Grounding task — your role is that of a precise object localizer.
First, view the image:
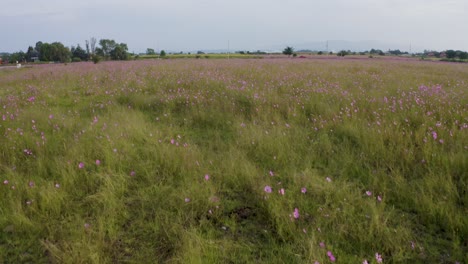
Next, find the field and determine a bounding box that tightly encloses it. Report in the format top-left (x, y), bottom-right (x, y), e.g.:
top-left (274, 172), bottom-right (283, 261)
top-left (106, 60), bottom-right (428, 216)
top-left (0, 58), bottom-right (467, 263)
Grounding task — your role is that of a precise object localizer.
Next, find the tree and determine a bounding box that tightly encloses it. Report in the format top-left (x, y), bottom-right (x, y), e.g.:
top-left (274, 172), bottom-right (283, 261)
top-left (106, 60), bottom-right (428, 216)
top-left (98, 39), bottom-right (117, 58)
top-left (51, 42), bottom-right (71, 62)
top-left (25, 46), bottom-right (39, 62)
top-left (337, 50), bottom-right (348, 57)
top-left (8, 51), bottom-right (26, 63)
top-left (160, 50), bottom-right (166, 57)
top-left (283, 46), bottom-right (294, 57)
top-left (445, 50), bottom-right (456, 59)
top-left (459, 51), bottom-right (468, 60)
top-left (35, 41), bottom-right (43, 57)
top-left (90, 37), bottom-right (97, 55)
top-left (38, 42), bottom-right (70, 62)
top-left (39, 43), bottom-right (51, 61)
top-left (72, 44), bottom-right (88, 61)
top-left (146, 48), bottom-right (156, 55)
top-left (110, 43), bottom-right (129, 60)
top-left (85, 40), bottom-right (90, 55)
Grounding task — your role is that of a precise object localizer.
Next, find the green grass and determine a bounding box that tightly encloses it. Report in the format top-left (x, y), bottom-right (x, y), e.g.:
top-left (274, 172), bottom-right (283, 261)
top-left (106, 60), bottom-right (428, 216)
top-left (0, 59), bottom-right (467, 263)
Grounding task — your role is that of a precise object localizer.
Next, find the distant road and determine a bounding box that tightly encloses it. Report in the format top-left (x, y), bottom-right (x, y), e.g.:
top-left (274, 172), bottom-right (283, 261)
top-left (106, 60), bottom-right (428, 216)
top-left (0, 66), bottom-right (17, 70)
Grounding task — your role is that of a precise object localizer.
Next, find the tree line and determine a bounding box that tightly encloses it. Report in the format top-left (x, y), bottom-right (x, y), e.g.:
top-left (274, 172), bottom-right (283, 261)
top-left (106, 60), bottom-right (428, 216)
top-left (1, 38), bottom-right (130, 64)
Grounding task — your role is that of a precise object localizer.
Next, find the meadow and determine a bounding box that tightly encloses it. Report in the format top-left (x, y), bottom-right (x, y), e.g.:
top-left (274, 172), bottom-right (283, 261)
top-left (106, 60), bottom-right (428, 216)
top-left (0, 58), bottom-right (466, 263)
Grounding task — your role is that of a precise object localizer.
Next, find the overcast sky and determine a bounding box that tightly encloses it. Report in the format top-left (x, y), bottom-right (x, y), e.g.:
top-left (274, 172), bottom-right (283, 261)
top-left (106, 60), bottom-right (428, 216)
top-left (1, 0), bottom-right (467, 53)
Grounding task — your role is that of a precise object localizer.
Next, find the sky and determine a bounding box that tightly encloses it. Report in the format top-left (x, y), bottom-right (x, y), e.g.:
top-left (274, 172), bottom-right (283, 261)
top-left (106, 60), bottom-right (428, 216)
top-left (1, 0), bottom-right (467, 53)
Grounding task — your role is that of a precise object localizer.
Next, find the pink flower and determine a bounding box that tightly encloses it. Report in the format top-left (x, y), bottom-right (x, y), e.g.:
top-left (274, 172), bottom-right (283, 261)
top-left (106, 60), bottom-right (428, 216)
top-left (293, 208), bottom-right (299, 219)
top-left (184, 198), bottom-right (190, 203)
top-left (130, 171), bottom-right (136, 177)
top-left (279, 188), bottom-right (285, 195)
top-left (204, 174), bottom-right (210, 181)
top-left (301, 187), bottom-right (307, 194)
top-left (264, 185), bottom-right (272, 193)
top-left (27, 96), bottom-right (35, 102)
top-left (3, 180), bottom-right (8, 185)
top-left (326, 177), bottom-right (332, 182)
top-left (170, 139), bottom-right (175, 144)
top-left (55, 183), bottom-right (60, 188)
top-left (375, 253), bottom-right (383, 263)
top-left (49, 114), bottom-right (54, 119)
top-left (269, 170), bottom-right (274, 176)
top-left (95, 159), bottom-right (101, 165)
top-left (78, 162), bottom-right (85, 169)
top-left (377, 195), bottom-right (382, 202)
top-left (319, 242), bottom-right (325, 248)
top-left (432, 131), bottom-right (437, 140)
top-left (84, 223), bottom-right (90, 229)
top-left (327, 251), bottom-right (336, 262)
top-left (366, 191), bottom-right (372, 196)
top-left (363, 260), bottom-right (368, 264)
top-left (28, 181), bottom-right (35, 187)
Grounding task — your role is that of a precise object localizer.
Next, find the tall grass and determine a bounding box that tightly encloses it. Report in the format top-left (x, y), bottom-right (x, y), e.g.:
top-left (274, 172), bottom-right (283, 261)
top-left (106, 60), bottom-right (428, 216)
top-left (0, 59), bottom-right (466, 263)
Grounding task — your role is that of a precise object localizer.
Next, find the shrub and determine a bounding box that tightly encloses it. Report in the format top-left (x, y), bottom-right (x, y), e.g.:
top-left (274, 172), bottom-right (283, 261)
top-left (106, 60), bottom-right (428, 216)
top-left (91, 55), bottom-right (101, 64)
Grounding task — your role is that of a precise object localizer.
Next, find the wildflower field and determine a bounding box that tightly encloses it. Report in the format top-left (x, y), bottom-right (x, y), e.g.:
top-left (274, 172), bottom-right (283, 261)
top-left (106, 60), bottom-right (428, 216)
top-left (0, 58), bottom-right (466, 263)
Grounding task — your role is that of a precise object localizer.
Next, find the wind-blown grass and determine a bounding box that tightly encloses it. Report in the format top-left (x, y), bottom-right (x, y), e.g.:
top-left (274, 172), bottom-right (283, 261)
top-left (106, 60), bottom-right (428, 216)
top-left (0, 59), bottom-right (467, 263)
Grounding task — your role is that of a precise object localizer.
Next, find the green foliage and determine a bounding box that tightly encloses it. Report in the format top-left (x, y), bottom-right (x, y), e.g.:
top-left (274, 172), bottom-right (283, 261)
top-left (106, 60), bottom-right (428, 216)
top-left (160, 50), bottom-right (166, 57)
top-left (97, 39), bottom-right (117, 58)
top-left (25, 46), bottom-right (39, 62)
top-left (459, 51), bottom-right (468, 60)
top-left (91, 54), bottom-right (101, 64)
top-left (110, 44), bottom-right (129, 60)
top-left (282, 46), bottom-right (294, 56)
top-left (445, 50), bottom-right (456, 59)
top-left (337, 50), bottom-right (349, 57)
top-left (146, 48), bottom-right (156, 55)
top-left (38, 42), bottom-right (71, 62)
top-left (71, 44), bottom-right (88, 61)
top-left (5, 51), bottom-right (26, 63)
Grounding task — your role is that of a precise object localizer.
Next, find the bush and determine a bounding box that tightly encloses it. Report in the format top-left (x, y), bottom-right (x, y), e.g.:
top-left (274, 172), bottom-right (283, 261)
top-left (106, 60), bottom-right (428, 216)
top-left (91, 55), bottom-right (101, 64)
top-left (337, 50), bottom-right (348, 57)
top-left (72, 57), bottom-right (81, 62)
